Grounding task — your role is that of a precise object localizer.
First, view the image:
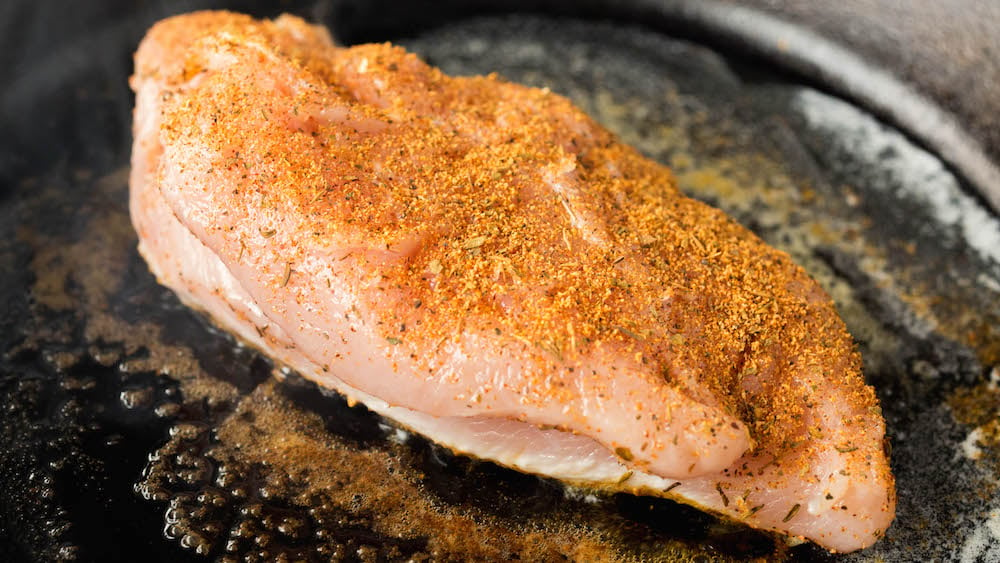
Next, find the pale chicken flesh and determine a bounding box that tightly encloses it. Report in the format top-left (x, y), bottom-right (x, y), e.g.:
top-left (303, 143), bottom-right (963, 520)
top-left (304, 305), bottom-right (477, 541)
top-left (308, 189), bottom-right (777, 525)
top-left (129, 12), bottom-right (895, 553)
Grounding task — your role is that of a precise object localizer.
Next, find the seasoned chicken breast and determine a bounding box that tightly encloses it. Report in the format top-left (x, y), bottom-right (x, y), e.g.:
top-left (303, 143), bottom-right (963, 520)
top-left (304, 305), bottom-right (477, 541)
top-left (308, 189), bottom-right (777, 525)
top-left (130, 11), bottom-right (895, 552)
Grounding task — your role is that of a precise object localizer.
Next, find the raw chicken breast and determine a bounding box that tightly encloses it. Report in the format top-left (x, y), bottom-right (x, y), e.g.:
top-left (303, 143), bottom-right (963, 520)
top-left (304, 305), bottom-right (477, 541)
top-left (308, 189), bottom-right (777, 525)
top-left (129, 11), bottom-right (895, 553)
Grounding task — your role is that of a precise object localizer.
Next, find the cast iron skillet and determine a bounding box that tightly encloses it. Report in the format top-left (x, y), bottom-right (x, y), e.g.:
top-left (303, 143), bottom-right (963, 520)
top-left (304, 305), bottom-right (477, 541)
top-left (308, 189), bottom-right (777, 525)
top-left (2, 1), bottom-right (999, 561)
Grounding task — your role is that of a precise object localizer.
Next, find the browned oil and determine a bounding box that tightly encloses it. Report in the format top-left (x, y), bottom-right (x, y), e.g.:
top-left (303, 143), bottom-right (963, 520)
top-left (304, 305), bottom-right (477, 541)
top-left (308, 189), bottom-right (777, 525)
top-left (948, 371), bottom-right (1000, 485)
top-left (14, 169), bottom-right (776, 561)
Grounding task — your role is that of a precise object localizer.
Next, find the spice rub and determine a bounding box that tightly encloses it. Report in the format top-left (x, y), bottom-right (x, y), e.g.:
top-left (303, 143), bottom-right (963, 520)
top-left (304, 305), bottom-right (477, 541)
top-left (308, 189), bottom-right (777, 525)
top-left (130, 11), bottom-right (895, 552)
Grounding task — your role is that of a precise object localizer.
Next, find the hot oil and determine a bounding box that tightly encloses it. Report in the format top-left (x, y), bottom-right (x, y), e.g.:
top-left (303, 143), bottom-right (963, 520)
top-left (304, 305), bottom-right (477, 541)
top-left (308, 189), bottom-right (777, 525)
top-left (10, 169), bottom-right (769, 561)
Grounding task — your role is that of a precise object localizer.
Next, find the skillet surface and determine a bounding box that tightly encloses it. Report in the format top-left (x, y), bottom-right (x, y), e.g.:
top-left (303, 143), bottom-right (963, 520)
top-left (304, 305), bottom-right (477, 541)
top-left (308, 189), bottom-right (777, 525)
top-left (2, 2), bottom-right (999, 561)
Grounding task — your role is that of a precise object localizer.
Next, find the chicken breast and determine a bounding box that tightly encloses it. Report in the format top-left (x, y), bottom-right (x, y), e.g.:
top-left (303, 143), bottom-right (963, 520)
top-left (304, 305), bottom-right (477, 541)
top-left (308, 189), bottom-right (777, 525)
top-left (130, 11), bottom-right (895, 552)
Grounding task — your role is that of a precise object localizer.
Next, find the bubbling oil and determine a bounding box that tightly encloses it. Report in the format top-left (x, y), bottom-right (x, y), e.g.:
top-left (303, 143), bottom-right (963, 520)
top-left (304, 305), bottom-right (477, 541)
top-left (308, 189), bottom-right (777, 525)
top-left (9, 163), bottom-right (772, 561)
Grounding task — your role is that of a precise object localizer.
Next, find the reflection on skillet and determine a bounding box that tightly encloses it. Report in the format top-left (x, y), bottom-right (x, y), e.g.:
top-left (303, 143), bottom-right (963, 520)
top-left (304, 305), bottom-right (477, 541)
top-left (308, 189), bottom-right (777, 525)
top-left (3, 14), bottom-right (999, 562)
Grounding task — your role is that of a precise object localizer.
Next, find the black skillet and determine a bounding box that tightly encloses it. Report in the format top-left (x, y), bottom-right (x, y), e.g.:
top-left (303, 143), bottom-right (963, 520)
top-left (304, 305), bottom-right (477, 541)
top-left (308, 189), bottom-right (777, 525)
top-left (2, 1), bottom-right (999, 561)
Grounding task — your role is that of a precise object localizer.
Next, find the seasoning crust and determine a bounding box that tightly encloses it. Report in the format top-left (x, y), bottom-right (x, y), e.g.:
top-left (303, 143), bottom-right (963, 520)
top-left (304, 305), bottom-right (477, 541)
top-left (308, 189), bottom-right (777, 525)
top-left (131, 11), bottom-right (895, 552)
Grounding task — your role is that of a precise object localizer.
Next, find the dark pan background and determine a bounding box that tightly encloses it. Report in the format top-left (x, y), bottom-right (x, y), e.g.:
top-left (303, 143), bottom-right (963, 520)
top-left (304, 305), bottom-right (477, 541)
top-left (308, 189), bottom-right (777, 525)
top-left (2, 1), bottom-right (999, 561)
